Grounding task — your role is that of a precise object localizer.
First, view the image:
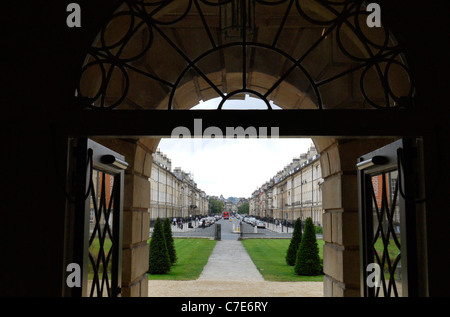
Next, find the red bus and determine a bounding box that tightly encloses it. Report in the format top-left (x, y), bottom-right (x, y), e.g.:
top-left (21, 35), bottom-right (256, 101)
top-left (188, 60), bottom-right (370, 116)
top-left (223, 211), bottom-right (229, 220)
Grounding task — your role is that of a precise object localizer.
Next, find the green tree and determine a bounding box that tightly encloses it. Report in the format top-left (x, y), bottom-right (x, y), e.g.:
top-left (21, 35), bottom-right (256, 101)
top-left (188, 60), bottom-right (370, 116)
top-left (163, 218), bottom-right (177, 265)
top-left (286, 218), bottom-right (302, 266)
top-left (237, 202), bottom-right (249, 214)
top-left (294, 217), bottom-right (322, 276)
top-left (148, 218), bottom-right (171, 274)
top-left (209, 197), bottom-right (224, 214)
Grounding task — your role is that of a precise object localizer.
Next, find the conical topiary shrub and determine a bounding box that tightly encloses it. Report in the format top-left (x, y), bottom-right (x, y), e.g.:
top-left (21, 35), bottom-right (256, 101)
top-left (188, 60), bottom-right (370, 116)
top-left (148, 217), bottom-right (171, 274)
top-left (294, 217), bottom-right (322, 276)
top-left (163, 217), bottom-right (177, 265)
top-left (286, 218), bottom-right (302, 266)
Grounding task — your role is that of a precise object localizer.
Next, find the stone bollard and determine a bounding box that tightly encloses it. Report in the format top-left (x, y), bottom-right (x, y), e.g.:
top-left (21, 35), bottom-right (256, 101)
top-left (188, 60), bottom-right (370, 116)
top-left (215, 223), bottom-right (221, 241)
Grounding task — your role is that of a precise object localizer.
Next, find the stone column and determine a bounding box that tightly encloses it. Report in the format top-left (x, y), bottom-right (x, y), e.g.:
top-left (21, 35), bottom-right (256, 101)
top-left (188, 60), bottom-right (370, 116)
top-left (94, 138), bottom-right (159, 297)
top-left (316, 138), bottom-right (394, 297)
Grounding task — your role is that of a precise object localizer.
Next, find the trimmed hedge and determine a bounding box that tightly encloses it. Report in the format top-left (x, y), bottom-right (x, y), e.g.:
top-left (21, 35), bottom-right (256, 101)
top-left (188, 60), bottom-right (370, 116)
top-left (148, 217), bottom-right (171, 274)
top-left (163, 217), bottom-right (177, 265)
top-left (294, 217), bottom-right (322, 276)
top-left (286, 218), bottom-right (302, 266)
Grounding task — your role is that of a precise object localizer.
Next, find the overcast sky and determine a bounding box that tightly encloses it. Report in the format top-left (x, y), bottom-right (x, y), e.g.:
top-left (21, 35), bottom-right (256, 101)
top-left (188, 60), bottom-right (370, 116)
top-left (157, 95), bottom-right (313, 198)
top-left (158, 137), bottom-right (313, 198)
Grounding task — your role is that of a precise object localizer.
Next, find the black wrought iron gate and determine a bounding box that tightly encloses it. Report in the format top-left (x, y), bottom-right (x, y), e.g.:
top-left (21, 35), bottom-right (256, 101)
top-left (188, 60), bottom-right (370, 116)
top-left (357, 139), bottom-right (418, 297)
top-left (72, 138), bottom-right (128, 297)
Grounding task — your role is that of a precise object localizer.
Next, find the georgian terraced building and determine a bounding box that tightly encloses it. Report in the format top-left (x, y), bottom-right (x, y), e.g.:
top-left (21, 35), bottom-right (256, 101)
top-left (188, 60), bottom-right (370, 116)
top-left (250, 145), bottom-right (323, 226)
top-left (150, 149), bottom-right (208, 220)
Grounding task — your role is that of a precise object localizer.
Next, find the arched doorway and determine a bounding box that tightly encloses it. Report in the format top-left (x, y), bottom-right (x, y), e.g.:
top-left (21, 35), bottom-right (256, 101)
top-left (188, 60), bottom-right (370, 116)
top-left (70, 0), bottom-right (417, 297)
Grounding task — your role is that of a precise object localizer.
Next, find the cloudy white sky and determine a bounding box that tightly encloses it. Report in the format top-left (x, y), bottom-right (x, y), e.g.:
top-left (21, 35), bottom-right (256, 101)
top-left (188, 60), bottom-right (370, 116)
top-left (157, 95), bottom-right (313, 198)
top-left (158, 137), bottom-right (313, 198)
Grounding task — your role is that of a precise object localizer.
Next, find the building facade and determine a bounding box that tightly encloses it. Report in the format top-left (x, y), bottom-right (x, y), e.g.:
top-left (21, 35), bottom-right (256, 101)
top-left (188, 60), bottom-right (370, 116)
top-left (250, 145), bottom-right (323, 226)
top-left (150, 149), bottom-right (208, 220)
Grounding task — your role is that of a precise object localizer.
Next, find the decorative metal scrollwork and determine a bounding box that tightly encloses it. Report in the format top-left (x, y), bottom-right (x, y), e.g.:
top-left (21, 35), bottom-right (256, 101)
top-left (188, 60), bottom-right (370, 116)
top-left (77, 0), bottom-right (415, 110)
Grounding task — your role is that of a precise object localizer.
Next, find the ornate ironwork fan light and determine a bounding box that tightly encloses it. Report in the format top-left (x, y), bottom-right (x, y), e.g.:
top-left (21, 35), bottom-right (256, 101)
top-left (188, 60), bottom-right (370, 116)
top-left (77, 0), bottom-right (415, 111)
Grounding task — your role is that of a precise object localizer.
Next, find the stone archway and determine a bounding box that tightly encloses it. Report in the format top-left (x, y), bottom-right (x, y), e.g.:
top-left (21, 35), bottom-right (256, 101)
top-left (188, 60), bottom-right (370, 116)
top-left (81, 0), bottom-right (415, 297)
top-left (94, 135), bottom-right (395, 297)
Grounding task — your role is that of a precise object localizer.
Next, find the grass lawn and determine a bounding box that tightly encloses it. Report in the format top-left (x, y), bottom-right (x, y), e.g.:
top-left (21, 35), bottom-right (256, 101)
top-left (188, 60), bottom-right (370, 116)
top-left (88, 237), bottom-right (113, 280)
top-left (148, 238), bottom-right (217, 280)
top-left (242, 239), bottom-right (324, 282)
top-left (373, 238), bottom-right (400, 261)
top-left (373, 237), bottom-right (401, 281)
top-left (89, 237), bottom-right (112, 256)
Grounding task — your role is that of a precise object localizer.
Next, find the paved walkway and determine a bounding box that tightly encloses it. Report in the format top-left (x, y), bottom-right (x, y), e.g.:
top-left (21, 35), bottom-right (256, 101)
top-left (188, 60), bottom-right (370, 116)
top-left (198, 240), bottom-right (264, 282)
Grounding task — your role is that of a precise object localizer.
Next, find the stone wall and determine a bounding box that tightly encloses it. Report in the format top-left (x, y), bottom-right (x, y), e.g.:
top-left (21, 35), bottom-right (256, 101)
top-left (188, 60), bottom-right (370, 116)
top-left (315, 138), bottom-right (396, 296)
top-left (94, 138), bottom-right (159, 297)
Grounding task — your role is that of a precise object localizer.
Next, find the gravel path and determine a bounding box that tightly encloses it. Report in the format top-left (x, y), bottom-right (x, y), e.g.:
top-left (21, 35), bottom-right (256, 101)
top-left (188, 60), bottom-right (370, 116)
top-left (148, 280), bottom-right (323, 297)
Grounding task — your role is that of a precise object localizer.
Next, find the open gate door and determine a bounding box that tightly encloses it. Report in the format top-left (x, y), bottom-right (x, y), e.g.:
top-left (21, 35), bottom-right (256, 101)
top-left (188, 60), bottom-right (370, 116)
top-left (357, 139), bottom-right (419, 297)
top-left (69, 138), bottom-right (128, 297)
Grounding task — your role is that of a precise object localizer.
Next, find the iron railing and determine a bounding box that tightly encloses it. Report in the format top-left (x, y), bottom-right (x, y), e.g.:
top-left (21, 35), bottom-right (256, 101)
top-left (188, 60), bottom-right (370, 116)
top-left (149, 216), bottom-right (221, 239)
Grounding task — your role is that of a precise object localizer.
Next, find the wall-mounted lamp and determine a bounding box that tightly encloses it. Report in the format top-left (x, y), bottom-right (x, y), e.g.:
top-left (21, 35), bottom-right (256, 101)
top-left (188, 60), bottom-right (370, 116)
top-left (101, 154), bottom-right (129, 170)
top-left (356, 155), bottom-right (388, 170)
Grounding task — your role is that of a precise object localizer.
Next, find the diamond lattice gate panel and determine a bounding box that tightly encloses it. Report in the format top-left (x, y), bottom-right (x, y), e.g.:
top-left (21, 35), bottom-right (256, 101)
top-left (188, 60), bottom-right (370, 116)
top-left (368, 170), bottom-right (402, 296)
top-left (357, 139), bottom-right (418, 297)
top-left (72, 139), bottom-right (128, 297)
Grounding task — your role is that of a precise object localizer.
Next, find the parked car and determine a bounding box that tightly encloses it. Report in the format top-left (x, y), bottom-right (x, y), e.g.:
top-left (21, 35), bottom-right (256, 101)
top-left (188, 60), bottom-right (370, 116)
top-left (256, 220), bottom-right (266, 228)
top-left (199, 218), bottom-right (211, 227)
